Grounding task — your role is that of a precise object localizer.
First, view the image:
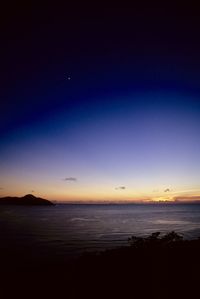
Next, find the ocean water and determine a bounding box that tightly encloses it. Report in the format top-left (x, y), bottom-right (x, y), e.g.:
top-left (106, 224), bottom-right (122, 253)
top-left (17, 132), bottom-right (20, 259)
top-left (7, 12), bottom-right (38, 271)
top-left (1, 204), bottom-right (200, 258)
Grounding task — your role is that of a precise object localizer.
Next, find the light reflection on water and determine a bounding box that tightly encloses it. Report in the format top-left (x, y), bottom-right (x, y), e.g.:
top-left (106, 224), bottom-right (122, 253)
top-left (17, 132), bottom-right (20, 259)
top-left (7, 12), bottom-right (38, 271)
top-left (1, 204), bottom-right (200, 256)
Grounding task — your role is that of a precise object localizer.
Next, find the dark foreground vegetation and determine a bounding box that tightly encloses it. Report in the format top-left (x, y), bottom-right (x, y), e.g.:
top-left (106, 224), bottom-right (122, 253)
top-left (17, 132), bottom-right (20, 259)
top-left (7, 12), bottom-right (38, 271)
top-left (1, 231), bottom-right (200, 298)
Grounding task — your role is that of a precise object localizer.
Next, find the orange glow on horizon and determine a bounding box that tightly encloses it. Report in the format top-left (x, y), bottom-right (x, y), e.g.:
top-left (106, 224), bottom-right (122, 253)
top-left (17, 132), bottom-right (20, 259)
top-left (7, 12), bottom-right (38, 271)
top-left (1, 180), bottom-right (200, 203)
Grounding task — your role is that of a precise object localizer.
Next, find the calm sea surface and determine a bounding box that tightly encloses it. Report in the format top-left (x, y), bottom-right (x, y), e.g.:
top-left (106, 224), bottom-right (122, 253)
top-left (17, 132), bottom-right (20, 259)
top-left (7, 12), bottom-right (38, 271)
top-left (1, 204), bottom-right (200, 258)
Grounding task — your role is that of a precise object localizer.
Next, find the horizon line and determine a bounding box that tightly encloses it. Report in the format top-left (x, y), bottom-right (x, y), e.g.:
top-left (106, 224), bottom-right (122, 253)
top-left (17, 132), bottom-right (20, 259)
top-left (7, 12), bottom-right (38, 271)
top-left (53, 200), bottom-right (200, 205)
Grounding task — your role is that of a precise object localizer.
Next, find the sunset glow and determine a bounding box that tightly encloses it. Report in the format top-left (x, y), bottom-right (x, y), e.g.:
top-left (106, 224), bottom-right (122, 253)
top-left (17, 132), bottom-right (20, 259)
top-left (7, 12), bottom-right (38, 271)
top-left (1, 94), bottom-right (200, 203)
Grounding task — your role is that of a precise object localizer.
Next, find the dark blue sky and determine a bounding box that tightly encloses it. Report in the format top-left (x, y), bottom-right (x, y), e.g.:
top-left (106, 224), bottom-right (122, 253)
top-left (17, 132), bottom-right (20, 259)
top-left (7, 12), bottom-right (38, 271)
top-left (1, 3), bottom-right (200, 201)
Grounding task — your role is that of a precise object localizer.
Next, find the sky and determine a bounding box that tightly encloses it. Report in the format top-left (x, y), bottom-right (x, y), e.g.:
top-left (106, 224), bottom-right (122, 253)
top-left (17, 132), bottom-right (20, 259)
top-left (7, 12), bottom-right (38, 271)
top-left (1, 3), bottom-right (200, 202)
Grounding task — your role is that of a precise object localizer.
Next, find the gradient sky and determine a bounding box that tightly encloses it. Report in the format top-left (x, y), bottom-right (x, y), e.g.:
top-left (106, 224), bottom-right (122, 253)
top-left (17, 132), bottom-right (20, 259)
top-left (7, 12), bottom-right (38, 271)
top-left (1, 3), bottom-right (200, 202)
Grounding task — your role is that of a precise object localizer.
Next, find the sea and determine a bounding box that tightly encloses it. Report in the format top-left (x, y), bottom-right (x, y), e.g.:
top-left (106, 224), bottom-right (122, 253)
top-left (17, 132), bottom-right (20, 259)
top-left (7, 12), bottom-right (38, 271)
top-left (1, 204), bottom-right (200, 259)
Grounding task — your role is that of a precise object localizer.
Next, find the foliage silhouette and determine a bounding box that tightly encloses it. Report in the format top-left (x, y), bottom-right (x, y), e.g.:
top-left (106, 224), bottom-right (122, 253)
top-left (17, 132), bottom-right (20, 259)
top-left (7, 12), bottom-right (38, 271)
top-left (128, 231), bottom-right (183, 248)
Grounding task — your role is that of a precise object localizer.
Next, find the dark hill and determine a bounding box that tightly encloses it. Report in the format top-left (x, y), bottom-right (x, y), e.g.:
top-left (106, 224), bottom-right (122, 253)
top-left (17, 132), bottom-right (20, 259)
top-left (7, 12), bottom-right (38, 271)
top-left (0, 194), bottom-right (54, 205)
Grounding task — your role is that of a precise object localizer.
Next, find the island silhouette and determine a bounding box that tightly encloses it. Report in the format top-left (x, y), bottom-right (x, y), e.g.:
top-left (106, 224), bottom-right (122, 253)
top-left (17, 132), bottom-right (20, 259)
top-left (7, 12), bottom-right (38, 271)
top-left (0, 194), bottom-right (54, 205)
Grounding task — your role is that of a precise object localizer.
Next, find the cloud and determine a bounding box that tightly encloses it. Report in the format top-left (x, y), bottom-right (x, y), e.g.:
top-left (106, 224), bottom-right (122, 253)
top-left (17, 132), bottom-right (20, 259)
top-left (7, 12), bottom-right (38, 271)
top-left (115, 186), bottom-right (126, 190)
top-left (63, 177), bottom-right (77, 182)
top-left (0, 187), bottom-right (3, 190)
top-left (164, 188), bottom-right (170, 192)
top-left (173, 196), bottom-right (200, 202)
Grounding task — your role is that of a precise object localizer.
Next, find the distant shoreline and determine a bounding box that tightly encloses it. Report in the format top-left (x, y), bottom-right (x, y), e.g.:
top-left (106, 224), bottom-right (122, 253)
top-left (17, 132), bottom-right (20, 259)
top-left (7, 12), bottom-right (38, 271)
top-left (53, 201), bottom-right (200, 205)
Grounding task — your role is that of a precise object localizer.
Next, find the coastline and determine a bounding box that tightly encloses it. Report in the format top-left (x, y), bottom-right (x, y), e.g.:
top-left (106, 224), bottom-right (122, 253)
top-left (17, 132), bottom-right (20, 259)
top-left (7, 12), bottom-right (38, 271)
top-left (1, 232), bottom-right (200, 297)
